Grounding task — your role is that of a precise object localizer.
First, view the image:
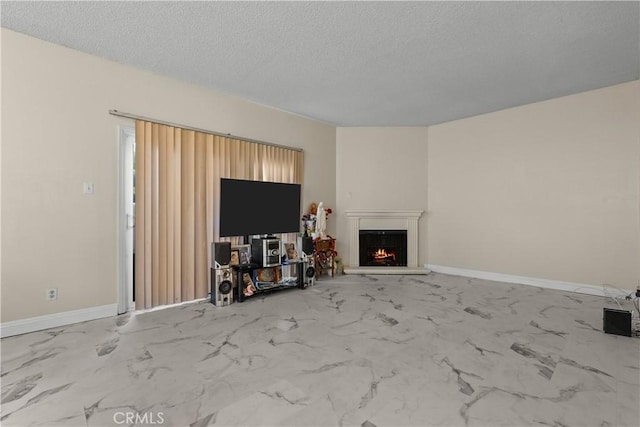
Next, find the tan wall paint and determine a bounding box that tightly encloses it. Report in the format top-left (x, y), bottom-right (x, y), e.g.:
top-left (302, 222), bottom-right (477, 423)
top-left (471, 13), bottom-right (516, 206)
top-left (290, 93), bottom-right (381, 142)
top-left (1, 29), bottom-right (336, 322)
top-left (3, 28), bottom-right (637, 325)
top-left (335, 127), bottom-right (429, 266)
top-left (428, 81), bottom-right (640, 291)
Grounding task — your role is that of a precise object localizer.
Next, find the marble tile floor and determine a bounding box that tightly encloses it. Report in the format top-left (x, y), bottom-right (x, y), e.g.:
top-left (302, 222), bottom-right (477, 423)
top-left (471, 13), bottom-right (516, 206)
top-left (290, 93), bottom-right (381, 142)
top-left (1, 272), bottom-right (639, 427)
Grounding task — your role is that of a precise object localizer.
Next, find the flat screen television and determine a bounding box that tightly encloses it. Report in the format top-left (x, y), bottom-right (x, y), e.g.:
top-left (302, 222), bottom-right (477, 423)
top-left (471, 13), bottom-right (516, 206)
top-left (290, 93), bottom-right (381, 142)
top-left (219, 178), bottom-right (301, 237)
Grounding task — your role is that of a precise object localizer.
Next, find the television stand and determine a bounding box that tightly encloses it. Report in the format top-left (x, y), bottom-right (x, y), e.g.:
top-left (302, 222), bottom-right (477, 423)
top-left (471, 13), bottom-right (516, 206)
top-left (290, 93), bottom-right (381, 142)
top-left (232, 260), bottom-right (307, 303)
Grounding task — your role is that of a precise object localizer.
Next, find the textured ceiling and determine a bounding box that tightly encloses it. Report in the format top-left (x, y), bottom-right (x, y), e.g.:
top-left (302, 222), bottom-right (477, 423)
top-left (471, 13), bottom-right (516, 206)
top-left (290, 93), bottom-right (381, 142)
top-left (1, 1), bottom-right (639, 126)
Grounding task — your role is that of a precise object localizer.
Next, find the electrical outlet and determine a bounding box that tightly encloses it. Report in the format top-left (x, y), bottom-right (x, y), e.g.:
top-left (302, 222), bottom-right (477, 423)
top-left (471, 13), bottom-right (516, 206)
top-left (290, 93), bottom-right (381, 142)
top-left (46, 288), bottom-right (58, 301)
top-left (83, 182), bottom-right (94, 195)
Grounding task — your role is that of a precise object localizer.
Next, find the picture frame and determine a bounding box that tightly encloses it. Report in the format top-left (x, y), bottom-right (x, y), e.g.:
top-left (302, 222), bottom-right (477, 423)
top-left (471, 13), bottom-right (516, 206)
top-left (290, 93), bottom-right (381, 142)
top-left (233, 244), bottom-right (251, 265)
top-left (230, 249), bottom-right (240, 266)
top-left (284, 242), bottom-right (298, 261)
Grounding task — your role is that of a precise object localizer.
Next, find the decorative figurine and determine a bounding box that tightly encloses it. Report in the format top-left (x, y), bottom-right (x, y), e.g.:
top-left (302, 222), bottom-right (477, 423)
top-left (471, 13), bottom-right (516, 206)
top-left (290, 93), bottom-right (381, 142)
top-left (316, 202), bottom-right (327, 239)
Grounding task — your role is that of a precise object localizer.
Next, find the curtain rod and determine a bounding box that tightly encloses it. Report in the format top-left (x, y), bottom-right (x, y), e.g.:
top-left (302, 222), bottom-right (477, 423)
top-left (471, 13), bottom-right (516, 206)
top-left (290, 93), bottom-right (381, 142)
top-left (108, 109), bottom-right (303, 152)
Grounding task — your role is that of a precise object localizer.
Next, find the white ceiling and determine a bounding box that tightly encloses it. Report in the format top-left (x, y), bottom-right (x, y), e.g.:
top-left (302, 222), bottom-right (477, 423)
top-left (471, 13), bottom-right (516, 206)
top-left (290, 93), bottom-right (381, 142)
top-left (1, 1), bottom-right (638, 126)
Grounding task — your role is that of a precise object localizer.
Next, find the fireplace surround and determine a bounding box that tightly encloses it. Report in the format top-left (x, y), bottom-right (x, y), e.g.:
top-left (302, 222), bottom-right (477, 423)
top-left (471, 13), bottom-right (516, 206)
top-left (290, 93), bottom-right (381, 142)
top-left (344, 209), bottom-right (428, 274)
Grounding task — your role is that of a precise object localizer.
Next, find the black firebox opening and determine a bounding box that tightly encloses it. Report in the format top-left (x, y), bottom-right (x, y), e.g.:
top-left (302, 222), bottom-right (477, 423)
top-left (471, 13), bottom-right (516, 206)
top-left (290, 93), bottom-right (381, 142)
top-left (359, 230), bottom-right (407, 267)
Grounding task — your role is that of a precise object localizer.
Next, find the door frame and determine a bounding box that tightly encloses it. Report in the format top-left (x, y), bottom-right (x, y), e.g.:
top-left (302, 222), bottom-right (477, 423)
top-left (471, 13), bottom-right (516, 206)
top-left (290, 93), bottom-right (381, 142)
top-left (117, 125), bottom-right (135, 314)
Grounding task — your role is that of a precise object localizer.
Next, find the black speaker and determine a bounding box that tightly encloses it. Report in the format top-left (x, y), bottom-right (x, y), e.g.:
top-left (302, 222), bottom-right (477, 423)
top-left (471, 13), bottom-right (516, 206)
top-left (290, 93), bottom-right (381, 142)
top-left (298, 236), bottom-right (313, 256)
top-left (603, 308), bottom-right (632, 337)
top-left (211, 266), bottom-right (234, 307)
top-left (303, 256), bottom-right (316, 287)
top-left (212, 242), bottom-right (232, 267)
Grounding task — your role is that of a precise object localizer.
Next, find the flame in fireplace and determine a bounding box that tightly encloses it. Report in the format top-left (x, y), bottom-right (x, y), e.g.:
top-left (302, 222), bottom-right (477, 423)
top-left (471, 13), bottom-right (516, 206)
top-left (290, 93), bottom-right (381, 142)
top-left (374, 249), bottom-right (388, 258)
top-left (373, 248), bottom-right (395, 260)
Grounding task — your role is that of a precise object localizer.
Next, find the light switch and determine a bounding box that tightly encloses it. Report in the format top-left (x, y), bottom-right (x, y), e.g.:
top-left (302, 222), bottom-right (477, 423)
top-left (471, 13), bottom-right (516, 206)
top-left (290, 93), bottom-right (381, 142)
top-left (83, 182), bottom-right (94, 195)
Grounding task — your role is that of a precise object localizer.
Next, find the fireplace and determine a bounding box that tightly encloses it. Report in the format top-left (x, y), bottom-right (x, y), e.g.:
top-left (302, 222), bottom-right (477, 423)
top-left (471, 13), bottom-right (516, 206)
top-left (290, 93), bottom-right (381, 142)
top-left (359, 230), bottom-right (407, 267)
top-left (344, 209), bottom-right (428, 274)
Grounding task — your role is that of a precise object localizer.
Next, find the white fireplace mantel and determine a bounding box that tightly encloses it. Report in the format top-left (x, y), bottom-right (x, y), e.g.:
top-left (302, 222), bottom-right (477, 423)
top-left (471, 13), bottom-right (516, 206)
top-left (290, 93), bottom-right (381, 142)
top-left (344, 209), bottom-right (428, 274)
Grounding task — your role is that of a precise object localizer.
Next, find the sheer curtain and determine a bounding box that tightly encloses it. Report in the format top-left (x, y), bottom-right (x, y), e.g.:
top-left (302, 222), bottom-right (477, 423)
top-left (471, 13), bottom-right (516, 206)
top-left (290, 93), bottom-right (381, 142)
top-left (135, 120), bottom-right (303, 309)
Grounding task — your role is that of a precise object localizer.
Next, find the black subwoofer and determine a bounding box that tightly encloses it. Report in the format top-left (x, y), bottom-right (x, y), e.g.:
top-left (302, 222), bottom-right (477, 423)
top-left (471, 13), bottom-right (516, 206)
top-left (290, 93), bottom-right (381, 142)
top-left (211, 267), bottom-right (234, 307)
top-left (603, 308), bottom-right (632, 337)
top-left (303, 257), bottom-right (315, 287)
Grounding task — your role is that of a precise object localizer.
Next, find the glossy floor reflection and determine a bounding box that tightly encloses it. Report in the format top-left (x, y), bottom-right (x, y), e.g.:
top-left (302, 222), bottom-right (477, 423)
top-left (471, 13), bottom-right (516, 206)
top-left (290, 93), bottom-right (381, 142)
top-left (2, 273), bottom-right (639, 426)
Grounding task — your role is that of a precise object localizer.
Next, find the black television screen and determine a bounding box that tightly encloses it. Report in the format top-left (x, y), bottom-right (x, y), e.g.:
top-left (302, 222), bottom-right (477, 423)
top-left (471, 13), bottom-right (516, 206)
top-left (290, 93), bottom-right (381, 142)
top-left (219, 178), bottom-right (301, 237)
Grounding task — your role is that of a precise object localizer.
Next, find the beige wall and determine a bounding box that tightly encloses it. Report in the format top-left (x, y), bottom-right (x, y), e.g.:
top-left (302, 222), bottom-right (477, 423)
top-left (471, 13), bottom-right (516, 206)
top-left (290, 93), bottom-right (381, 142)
top-left (3, 28), bottom-right (638, 326)
top-left (428, 81), bottom-right (640, 290)
top-left (1, 29), bottom-right (336, 322)
top-left (335, 127), bottom-right (429, 265)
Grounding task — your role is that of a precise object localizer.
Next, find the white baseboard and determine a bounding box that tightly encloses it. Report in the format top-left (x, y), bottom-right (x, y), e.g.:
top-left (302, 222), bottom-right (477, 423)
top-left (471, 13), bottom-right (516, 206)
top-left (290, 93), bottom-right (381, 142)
top-left (344, 266), bottom-right (430, 275)
top-left (0, 304), bottom-right (118, 338)
top-left (134, 298), bottom-right (208, 314)
top-left (426, 264), bottom-right (629, 299)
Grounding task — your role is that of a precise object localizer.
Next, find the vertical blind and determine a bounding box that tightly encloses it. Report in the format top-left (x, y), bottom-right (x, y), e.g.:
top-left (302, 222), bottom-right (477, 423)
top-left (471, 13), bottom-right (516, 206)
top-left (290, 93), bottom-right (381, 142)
top-left (135, 120), bottom-right (304, 309)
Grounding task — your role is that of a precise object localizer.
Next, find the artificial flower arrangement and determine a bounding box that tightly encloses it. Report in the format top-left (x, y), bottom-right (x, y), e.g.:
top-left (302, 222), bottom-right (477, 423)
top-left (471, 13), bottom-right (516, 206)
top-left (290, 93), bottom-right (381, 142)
top-left (301, 202), bottom-right (332, 237)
